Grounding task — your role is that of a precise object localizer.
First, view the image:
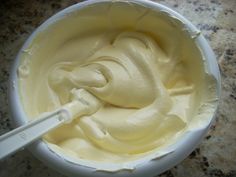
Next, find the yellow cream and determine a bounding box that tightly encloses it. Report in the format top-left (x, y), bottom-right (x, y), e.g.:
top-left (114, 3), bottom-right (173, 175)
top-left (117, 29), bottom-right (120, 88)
top-left (18, 1), bottom-right (218, 171)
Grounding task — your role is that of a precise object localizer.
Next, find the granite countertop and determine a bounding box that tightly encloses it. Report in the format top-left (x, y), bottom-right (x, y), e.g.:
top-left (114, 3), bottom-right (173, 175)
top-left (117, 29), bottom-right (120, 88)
top-left (0, 0), bottom-right (235, 176)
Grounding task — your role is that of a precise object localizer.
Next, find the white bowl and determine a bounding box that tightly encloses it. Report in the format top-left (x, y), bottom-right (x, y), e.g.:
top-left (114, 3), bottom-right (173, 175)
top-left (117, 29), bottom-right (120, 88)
top-left (9, 0), bottom-right (221, 177)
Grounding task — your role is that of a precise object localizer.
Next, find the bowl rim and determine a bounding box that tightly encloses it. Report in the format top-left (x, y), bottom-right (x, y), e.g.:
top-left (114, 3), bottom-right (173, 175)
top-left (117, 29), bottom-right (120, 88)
top-left (8, 0), bottom-right (221, 176)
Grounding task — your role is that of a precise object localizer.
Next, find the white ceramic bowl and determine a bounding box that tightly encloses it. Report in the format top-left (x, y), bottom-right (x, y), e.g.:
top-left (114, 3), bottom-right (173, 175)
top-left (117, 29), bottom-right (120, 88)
top-left (9, 0), bottom-right (221, 177)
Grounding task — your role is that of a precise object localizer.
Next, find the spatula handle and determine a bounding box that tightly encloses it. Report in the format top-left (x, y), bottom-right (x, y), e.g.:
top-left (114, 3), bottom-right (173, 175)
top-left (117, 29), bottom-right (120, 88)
top-left (0, 110), bottom-right (65, 160)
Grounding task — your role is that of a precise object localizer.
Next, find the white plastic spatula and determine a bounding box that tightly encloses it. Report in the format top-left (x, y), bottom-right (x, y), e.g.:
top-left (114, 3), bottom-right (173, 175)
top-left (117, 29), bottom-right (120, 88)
top-left (0, 89), bottom-right (100, 159)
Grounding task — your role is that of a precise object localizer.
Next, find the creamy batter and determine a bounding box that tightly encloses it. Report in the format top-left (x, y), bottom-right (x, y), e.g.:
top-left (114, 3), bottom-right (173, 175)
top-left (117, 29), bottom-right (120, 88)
top-left (17, 1), bottom-right (218, 171)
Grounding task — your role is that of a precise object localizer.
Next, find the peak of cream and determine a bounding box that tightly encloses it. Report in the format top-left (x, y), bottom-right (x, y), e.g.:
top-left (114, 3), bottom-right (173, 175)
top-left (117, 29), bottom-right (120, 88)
top-left (17, 1), bottom-right (218, 171)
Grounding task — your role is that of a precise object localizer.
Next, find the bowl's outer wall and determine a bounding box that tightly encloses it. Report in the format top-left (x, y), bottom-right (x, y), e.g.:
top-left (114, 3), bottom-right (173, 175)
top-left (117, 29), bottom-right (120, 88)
top-left (8, 0), bottom-right (221, 177)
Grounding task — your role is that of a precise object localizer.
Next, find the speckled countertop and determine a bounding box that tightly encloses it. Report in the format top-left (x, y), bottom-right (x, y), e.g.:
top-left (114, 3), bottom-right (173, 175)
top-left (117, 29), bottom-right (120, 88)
top-left (0, 0), bottom-right (235, 177)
